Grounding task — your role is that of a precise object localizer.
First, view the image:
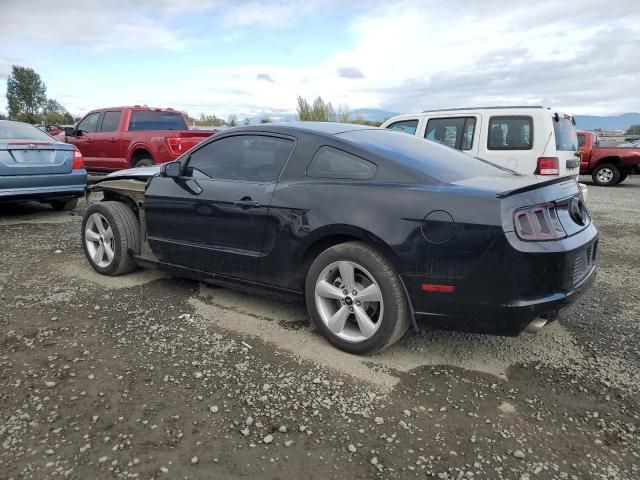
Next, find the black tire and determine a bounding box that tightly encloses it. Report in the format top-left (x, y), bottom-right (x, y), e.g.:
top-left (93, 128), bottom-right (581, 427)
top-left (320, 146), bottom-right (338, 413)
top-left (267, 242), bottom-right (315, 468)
top-left (49, 197), bottom-right (78, 211)
top-left (133, 158), bottom-right (154, 168)
top-left (615, 173), bottom-right (628, 184)
top-left (305, 241), bottom-right (410, 354)
top-left (81, 201), bottom-right (140, 276)
top-left (591, 163), bottom-right (620, 186)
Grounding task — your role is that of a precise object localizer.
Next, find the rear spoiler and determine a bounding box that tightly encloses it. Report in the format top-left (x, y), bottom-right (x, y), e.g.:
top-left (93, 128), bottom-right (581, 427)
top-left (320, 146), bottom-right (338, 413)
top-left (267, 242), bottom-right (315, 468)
top-left (496, 177), bottom-right (577, 198)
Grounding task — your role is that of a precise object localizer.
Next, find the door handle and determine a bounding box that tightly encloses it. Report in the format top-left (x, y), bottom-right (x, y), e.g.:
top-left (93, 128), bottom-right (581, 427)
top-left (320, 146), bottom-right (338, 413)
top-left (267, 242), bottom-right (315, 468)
top-left (234, 197), bottom-right (262, 209)
top-left (108, 138), bottom-right (117, 142)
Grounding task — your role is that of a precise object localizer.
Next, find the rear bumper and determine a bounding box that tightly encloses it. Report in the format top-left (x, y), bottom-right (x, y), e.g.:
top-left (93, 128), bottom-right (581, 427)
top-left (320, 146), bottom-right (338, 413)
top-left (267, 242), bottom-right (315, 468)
top-left (405, 226), bottom-right (598, 335)
top-left (0, 170), bottom-right (87, 201)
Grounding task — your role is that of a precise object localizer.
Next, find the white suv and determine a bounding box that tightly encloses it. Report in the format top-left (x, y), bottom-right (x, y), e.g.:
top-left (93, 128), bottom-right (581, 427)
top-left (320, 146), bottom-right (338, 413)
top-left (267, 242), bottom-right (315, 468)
top-left (381, 106), bottom-right (582, 180)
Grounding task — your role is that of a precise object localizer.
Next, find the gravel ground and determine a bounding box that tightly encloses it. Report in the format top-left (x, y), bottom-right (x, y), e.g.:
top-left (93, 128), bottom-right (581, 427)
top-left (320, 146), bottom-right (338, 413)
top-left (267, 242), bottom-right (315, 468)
top-left (1, 177), bottom-right (639, 480)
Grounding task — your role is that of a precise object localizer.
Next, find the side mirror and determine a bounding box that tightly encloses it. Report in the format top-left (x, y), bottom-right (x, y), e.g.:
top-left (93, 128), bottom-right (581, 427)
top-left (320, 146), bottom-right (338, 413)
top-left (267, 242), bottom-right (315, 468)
top-left (162, 161), bottom-right (181, 178)
top-left (75, 129), bottom-right (85, 137)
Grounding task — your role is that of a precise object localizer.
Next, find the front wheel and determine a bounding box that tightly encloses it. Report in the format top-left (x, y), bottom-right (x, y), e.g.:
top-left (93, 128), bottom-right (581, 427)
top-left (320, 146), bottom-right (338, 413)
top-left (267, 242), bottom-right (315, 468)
top-left (81, 201), bottom-right (140, 276)
top-left (615, 173), bottom-right (628, 184)
top-left (305, 241), bottom-right (410, 354)
top-left (592, 163), bottom-right (620, 186)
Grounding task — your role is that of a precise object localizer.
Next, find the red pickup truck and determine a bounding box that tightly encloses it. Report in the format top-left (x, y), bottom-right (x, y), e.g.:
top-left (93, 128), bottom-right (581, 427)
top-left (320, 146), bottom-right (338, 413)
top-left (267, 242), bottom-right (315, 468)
top-left (59, 107), bottom-right (216, 172)
top-left (578, 130), bottom-right (640, 186)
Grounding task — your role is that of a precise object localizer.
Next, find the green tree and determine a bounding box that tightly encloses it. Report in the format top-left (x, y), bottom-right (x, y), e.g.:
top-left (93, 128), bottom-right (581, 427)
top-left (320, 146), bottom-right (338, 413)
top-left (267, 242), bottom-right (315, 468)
top-left (626, 124), bottom-right (640, 135)
top-left (336, 104), bottom-right (351, 123)
top-left (42, 99), bottom-right (73, 125)
top-left (243, 118), bottom-right (250, 126)
top-left (296, 96), bottom-right (335, 121)
top-left (6, 65), bottom-right (47, 123)
top-left (0, 112), bottom-right (7, 120)
top-left (227, 114), bottom-right (237, 127)
top-left (260, 115), bottom-right (272, 124)
top-left (296, 96), bottom-right (312, 120)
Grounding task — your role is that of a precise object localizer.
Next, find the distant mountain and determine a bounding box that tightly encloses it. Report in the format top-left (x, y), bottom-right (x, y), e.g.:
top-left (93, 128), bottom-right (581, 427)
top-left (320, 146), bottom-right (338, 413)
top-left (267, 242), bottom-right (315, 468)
top-left (349, 109), bottom-right (398, 123)
top-left (573, 113), bottom-right (640, 131)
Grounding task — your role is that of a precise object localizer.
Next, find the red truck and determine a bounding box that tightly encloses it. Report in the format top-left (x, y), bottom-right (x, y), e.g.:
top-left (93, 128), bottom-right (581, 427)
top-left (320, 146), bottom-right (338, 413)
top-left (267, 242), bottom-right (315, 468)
top-left (59, 107), bottom-right (216, 172)
top-left (578, 130), bottom-right (640, 186)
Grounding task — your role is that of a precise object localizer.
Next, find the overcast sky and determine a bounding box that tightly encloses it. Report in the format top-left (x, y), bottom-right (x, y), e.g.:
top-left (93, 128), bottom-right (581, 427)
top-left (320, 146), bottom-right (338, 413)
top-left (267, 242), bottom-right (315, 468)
top-left (1, 0), bottom-right (639, 119)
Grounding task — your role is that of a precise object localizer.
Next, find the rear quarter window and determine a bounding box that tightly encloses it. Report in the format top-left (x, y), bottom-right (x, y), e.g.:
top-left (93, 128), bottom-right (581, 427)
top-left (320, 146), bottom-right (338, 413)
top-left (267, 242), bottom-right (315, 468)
top-left (487, 116), bottom-right (532, 150)
top-left (307, 146), bottom-right (377, 180)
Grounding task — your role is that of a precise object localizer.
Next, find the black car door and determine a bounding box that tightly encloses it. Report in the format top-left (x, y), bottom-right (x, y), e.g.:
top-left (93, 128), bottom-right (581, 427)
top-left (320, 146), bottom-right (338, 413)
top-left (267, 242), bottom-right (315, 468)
top-left (144, 133), bottom-right (296, 281)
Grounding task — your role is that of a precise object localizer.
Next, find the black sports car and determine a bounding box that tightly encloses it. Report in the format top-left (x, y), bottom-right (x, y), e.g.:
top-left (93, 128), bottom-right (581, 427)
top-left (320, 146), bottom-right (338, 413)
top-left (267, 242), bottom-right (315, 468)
top-left (82, 122), bottom-right (597, 354)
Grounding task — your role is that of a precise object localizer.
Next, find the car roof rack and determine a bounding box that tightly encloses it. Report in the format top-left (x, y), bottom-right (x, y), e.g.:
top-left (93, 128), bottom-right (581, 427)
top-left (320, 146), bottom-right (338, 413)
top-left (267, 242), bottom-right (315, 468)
top-left (421, 106), bottom-right (544, 113)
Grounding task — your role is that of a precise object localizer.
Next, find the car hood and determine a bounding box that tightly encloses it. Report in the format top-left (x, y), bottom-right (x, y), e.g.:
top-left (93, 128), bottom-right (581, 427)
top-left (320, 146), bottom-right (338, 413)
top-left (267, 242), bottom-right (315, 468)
top-left (450, 174), bottom-right (579, 198)
top-left (105, 165), bottom-right (161, 179)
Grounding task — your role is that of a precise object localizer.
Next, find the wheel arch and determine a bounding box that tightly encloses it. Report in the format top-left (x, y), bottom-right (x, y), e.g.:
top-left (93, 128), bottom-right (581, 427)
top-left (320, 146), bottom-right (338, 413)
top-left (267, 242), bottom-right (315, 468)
top-left (595, 156), bottom-right (621, 167)
top-left (128, 144), bottom-right (154, 166)
top-left (299, 225), bottom-right (402, 279)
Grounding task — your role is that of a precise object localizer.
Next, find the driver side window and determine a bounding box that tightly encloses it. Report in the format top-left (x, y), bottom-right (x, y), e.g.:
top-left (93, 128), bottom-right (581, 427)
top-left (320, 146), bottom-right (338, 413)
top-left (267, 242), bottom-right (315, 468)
top-left (77, 112), bottom-right (101, 134)
top-left (186, 135), bottom-right (294, 183)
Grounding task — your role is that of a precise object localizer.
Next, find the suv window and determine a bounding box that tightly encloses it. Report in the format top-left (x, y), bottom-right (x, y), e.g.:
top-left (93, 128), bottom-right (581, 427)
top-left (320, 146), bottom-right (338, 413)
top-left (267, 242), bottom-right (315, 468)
top-left (487, 116), bottom-right (532, 150)
top-left (553, 117), bottom-right (578, 151)
top-left (386, 119), bottom-right (419, 135)
top-left (186, 135), bottom-right (294, 182)
top-left (77, 112), bottom-right (101, 134)
top-left (425, 117), bottom-right (476, 150)
top-left (100, 111), bottom-right (122, 132)
top-left (307, 146), bottom-right (377, 179)
top-left (128, 110), bottom-right (187, 131)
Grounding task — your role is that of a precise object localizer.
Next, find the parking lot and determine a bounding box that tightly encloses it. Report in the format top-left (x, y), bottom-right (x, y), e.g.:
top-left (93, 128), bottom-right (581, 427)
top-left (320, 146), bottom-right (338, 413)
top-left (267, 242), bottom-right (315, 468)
top-left (1, 178), bottom-right (639, 479)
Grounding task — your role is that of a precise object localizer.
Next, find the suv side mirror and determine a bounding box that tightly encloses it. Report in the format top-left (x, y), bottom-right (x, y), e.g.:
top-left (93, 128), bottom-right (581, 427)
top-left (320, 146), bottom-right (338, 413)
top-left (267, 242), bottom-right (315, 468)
top-left (162, 161), bottom-right (181, 178)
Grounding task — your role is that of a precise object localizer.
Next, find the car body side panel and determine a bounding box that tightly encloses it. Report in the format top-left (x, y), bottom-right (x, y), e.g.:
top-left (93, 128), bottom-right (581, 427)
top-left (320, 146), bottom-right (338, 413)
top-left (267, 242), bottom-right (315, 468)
top-left (260, 179), bottom-right (503, 293)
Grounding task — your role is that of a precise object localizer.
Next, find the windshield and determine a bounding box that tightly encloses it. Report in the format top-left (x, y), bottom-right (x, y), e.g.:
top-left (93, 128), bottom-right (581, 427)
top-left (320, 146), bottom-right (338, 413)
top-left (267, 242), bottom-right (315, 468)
top-left (553, 117), bottom-right (578, 151)
top-left (0, 121), bottom-right (54, 141)
top-left (128, 110), bottom-right (187, 131)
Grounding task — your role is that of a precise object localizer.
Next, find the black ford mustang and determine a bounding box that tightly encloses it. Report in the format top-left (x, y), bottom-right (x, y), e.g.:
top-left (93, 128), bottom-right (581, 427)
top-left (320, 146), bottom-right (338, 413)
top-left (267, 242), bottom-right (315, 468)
top-left (82, 122), bottom-right (597, 354)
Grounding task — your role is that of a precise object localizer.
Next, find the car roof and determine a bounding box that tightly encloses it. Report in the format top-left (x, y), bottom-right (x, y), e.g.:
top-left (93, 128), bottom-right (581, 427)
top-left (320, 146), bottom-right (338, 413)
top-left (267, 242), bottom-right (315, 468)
top-left (220, 122), bottom-right (377, 139)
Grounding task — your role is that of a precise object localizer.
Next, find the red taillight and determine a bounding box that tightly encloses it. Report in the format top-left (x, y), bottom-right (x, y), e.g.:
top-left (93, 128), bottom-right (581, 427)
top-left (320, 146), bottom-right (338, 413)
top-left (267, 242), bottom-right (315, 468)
top-left (72, 146), bottom-right (84, 169)
top-left (421, 284), bottom-right (456, 293)
top-left (166, 137), bottom-right (182, 156)
top-left (536, 157), bottom-right (560, 176)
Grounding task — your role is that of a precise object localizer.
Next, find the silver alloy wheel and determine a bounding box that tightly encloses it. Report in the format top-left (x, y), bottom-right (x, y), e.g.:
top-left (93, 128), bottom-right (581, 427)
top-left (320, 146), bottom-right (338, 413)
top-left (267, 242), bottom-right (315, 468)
top-left (84, 213), bottom-right (115, 268)
top-left (314, 260), bottom-right (384, 343)
top-left (597, 167), bottom-right (614, 183)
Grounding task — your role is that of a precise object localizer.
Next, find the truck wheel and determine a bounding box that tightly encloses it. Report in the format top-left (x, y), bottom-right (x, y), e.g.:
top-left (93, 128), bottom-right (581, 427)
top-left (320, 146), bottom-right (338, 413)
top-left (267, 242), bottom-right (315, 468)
top-left (49, 197), bottom-right (78, 211)
top-left (82, 201), bottom-right (140, 276)
top-left (305, 241), bottom-right (410, 355)
top-left (134, 158), bottom-right (154, 168)
top-left (615, 173), bottom-right (628, 184)
top-left (592, 163), bottom-right (620, 186)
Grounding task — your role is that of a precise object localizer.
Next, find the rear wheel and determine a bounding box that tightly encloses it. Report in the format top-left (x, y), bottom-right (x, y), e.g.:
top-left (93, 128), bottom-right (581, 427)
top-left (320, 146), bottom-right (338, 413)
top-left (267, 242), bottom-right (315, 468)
top-left (592, 163), bottom-right (620, 186)
top-left (305, 241), bottom-right (409, 354)
top-left (133, 158), bottom-right (154, 168)
top-left (81, 201), bottom-right (140, 276)
top-left (49, 197), bottom-right (78, 211)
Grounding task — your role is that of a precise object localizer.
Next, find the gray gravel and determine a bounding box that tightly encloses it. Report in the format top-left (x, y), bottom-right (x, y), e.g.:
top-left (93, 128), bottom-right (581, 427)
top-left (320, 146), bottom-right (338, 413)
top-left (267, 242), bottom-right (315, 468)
top-left (0, 177), bottom-right (639, 479)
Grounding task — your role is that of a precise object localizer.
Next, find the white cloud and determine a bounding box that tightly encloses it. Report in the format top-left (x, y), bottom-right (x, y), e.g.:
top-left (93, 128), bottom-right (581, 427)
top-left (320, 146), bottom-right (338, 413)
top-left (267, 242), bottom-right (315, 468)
top-left (1, 0), bottom-right (639, 116)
